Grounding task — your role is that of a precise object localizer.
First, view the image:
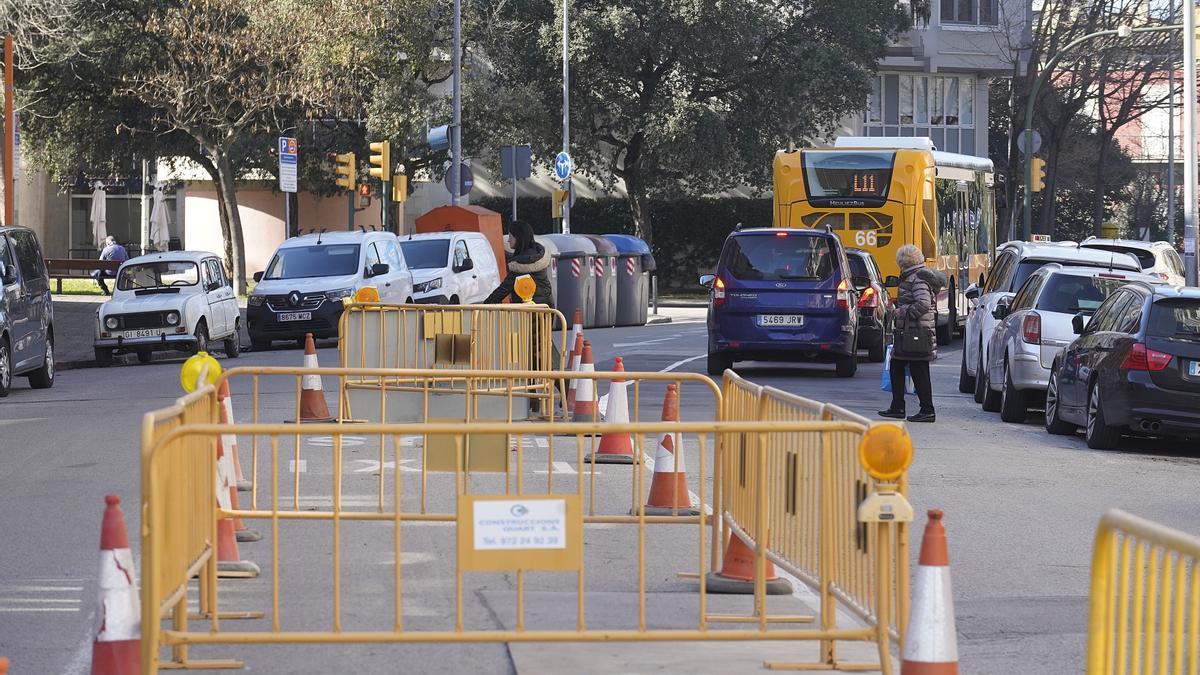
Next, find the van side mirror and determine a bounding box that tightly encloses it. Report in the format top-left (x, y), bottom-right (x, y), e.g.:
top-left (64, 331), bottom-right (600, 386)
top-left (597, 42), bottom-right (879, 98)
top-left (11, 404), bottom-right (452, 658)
top-left (0, 262), bottom-right (15, 285)
top-left (965, 283), bottom-right (981, 301)
top-left (851, 275), bottom-right (871, 292)
top-left (884, 275), bottom-right (900, 288)
top-left (992, 296), bottom-right (1012, 320)
top-left (455, 258), bottom-right (474, 273)
top-left (698, 274), bottom-right (715, 288)
top-left (1072, 312), bottom-right (1088, 335)
top-left (370, 263), bottom-right (390, 277)
top-left (253, 271), bottom-right (264, 283)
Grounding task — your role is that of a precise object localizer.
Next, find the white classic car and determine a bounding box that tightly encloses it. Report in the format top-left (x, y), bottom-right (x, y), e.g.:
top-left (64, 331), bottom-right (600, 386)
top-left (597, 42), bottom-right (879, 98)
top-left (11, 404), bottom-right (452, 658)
top-left (94, 251), bottom-right (241, 366)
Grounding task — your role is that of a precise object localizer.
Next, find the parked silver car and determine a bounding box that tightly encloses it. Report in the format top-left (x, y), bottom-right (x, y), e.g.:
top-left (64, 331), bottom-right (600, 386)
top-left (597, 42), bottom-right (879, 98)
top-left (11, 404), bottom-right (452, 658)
top-left (981, 264), bottom-right (1161, 422)
top-left (959, 241), bottom-right (1142, 405)
top-left (0, 225), bottom-right (55, 396)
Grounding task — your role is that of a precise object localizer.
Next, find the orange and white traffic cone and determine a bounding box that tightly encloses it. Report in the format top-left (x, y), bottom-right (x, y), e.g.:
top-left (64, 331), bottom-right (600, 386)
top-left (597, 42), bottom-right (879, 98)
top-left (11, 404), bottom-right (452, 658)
top-left (217, 387), bottom-right (261, 544)
top-left (634, 385), bottom-right (699, 516)
top-left (571, 340), bottom-right (598, 422)
top-left (705, 531), bottom-right (793, 595)
top-left (217, 382), bottom-right (251, 492)
top-left (91, 495), bottom-right (139, 675)
top-left (902, 509), bottom-right (959, 675)
top-left (0, 656), bottom-right (8, 674)
top-left (292, 332), bottom-right (334, 423)
top-left (215, 439), bottom-right (260, 578)
top-left (565, 332), bottom-right (584, 412)
top-left (568, 308), bottom-right (584, 357)
top-left (585, 357), bottom-right (634, 464)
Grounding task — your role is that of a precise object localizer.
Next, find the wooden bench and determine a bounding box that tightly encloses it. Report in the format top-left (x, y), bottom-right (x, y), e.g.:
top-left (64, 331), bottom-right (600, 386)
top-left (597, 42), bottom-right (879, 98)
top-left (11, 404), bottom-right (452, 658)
top-left (44, 258), bottom-right (122, 294)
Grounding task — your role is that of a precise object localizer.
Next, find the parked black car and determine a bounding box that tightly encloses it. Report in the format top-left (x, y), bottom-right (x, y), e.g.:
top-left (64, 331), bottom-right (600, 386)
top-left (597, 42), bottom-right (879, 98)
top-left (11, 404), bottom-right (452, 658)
top-left (846, 248), bottom-right (892, 362)
top-left (1045, 282), bottom-right (1200, 449)
top-left (0, 225), bottom-right (56, 396)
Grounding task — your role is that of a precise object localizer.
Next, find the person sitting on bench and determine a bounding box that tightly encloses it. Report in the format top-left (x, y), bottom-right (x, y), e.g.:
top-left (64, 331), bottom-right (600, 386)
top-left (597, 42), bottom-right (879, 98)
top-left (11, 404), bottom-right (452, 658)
top-left (91, 236), bottom-right (128, 295)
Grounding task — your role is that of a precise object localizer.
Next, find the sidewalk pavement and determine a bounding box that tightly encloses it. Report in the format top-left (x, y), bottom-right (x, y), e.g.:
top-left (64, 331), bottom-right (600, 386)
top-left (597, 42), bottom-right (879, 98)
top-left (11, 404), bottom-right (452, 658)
top-left (51, 295), bottom-right (249, 370)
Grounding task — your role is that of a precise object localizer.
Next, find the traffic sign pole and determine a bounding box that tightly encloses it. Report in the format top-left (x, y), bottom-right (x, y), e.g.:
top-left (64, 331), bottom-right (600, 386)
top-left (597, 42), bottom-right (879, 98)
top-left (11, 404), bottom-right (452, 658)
top-left (278, 137), bottom-right (298, 238)
top-left (561, 0), bottom-right (570, 234)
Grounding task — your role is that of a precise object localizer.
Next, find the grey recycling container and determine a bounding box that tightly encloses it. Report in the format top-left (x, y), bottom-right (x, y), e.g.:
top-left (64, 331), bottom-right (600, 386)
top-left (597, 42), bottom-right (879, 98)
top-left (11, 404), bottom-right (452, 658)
top-left (603, 234), bottom-right (654, 326)
top-left (533, 235), bottom-right (560, 309)
top-left (539, 233), bottom-right (596, 328)
top-left (582, 235), bottom-right (618, 328)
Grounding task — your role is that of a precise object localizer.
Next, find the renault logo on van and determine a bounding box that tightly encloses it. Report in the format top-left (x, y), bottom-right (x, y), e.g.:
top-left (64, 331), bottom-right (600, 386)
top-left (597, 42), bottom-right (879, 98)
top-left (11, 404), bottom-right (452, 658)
top-left (288, 291), bottom-right (302, 307)
top-left (775, 282), bottom-right (788, 288)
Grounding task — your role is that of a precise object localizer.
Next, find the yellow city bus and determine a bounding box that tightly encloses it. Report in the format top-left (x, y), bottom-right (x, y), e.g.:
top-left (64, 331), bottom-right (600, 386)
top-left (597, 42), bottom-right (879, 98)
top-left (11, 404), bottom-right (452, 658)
top-left (772, 136), bottom-right (995, 343)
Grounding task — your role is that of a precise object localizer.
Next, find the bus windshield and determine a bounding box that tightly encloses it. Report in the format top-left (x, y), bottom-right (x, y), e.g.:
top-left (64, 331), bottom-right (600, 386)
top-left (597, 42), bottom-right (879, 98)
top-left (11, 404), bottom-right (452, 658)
top-left (802, 151), bottom-right (895, 200)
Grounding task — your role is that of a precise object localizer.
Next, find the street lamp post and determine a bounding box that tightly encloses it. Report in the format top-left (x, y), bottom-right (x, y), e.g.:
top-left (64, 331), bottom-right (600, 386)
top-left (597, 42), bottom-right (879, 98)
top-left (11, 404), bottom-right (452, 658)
top-left (560, 0), bottom-right (570, 234)
top-left (1021, 24), bottom-right (1183, 240)
top-left (1183, 0), bottom-right (1197, 285)
top-left (450, 0), bottom-right (462, 207)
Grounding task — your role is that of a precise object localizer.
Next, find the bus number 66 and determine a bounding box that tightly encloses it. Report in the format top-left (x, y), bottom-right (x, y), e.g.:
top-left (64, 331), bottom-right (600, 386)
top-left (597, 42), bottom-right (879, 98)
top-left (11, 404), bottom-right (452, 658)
top-left (854, 231), bottom-right (878, 247)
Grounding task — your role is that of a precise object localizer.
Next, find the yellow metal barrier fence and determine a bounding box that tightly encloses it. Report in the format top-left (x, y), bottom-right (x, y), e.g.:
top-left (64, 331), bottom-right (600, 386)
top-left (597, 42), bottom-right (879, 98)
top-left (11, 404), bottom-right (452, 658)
top-left (718, 371), bottom-right (908, 672)
top-left (337, 303), bottom-right (568, 421)
top-left (1086, 509), bottom-right (1200, 675)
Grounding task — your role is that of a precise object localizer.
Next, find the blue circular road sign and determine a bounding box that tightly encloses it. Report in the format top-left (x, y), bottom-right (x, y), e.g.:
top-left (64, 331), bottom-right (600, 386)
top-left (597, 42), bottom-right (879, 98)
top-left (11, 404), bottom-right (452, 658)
top-left (553, 152), bottom-right (573, 182)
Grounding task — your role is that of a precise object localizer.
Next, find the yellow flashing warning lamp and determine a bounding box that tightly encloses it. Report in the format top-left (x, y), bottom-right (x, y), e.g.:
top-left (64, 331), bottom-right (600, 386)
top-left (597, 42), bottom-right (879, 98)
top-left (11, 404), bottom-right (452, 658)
top-left (352, 286), bottom-right (380, 303)
top-left (514, 274), bottom-right (536, 303)
top-left (858, 424), bottom-right (913, 481)
top-left (180, 351), bottom-right (222, 393)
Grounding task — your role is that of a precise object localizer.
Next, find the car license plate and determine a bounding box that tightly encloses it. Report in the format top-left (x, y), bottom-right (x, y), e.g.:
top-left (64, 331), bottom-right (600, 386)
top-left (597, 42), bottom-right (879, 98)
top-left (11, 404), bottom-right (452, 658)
top-left (278, 312), bottom-right (311, 322)
top-left (124, 329), bottom-right (162, 339)
top-left (1189, 361), bottom-right (1200, 377)
top-left (757, 314), bottom-right (804, 327)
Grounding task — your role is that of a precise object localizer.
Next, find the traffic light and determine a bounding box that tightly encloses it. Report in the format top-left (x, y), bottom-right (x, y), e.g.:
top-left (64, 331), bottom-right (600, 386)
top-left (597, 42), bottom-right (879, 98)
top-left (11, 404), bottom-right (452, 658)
top-left (551, 189), bottom-right (569, 219)
top-left (334, 152), bottom-right (356, 191)
top-left (368, 141), bottom-right (390, 182)
top-left (1030, 156), bottom-right (1046, 193)
top-left (358, 182), bottom-right (371, 208)
top-left (392, 172), bottom-right (408, 203)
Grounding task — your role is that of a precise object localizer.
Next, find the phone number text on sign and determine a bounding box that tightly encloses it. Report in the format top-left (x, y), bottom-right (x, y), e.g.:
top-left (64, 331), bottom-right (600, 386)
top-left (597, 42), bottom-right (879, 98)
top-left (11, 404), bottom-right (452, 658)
top-left (473, 499), bottom-right (567, 551)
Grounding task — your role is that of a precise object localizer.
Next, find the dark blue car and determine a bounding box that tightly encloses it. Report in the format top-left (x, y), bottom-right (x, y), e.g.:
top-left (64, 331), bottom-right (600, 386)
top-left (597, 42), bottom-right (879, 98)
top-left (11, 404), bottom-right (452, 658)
top-left (700, 227), bottom-right (866, 377)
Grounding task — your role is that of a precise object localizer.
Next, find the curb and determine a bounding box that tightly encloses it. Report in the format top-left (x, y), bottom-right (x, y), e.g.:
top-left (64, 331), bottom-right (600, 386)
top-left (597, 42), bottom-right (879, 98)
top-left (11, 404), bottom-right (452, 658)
top-left (646, 315), bottom-right (673, 325)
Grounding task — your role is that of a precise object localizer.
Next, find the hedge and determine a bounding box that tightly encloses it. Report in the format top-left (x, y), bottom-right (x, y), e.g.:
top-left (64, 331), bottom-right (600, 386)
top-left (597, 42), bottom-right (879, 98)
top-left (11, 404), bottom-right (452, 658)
top-left (474, 196), bottom-right (773, 289)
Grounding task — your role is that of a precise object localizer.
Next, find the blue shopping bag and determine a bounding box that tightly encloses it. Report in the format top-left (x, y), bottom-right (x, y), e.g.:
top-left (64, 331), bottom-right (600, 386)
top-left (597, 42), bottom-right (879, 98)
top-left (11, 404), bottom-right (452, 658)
top-left (880, 345), bottom-right (916, 394)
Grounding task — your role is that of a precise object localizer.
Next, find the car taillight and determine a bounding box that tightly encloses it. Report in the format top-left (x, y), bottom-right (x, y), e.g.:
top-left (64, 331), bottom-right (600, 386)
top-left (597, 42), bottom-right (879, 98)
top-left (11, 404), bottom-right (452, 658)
top-left (713, 277), bottom-right (726, 309)
top-left (1155, 272), bottom-right (1171, 280)
top-left (857, 286), bottom-right (878, 308)
top-left (1021, 312), bottom-right (1041, 344)
top-left (837, 278), bottom-right (851, 309)
top-left (1120, 343), bottom-right (1173, 371)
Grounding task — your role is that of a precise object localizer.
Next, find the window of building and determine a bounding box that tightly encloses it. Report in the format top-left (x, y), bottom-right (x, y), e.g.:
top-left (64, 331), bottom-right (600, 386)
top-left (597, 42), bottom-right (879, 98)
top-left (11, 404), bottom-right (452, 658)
top-left (863, 74), bottom-right (979, 153)
top-left (868, 78), bottom-right (882, 123)
top-left (941, 0), bottom-right (998, 24)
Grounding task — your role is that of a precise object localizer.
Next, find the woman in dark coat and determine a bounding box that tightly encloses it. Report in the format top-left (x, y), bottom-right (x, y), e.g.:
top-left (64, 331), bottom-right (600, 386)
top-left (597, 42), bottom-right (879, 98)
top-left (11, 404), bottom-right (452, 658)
top-left (879, 244), bottom-right (945, 423)
top-left (484, 220), bottom-right (554, 306)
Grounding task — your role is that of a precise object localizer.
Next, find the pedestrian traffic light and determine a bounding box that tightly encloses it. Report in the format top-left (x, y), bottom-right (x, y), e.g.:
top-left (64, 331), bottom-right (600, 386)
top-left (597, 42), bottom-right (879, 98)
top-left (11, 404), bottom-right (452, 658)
top-left (1031, 156), bottom-right (1046, 193)
top-left (334, 152), bottom-right (356, 191)
top-left (392, 172), bottom-right (408, 203)
top-left (551, 189), bottom-right (569, 219)
top-left (368, 141), bottom-right (390, 182)
top-left (358, 182), bottom-right (371, 208)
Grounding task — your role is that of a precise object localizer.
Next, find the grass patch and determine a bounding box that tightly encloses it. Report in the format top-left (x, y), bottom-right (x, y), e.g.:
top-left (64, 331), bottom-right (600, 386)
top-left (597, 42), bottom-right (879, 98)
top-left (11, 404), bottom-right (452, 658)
top-left (51, 278), bottom-right (107, 296)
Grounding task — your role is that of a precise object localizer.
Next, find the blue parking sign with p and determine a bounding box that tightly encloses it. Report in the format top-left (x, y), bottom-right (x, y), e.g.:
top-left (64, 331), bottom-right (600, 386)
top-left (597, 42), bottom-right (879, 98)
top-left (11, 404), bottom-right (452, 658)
top-left (279, 137), bottom-right (298, 164)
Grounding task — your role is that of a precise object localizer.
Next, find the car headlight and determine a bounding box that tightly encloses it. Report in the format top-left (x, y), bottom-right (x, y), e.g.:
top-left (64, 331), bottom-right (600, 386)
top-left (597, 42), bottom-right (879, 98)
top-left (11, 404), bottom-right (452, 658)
top-left (326, 288), bottom-right (354, 301)
top-left (105, 316), bottom-right (120, 330)
top-left (248, 294), bottom-right (265, 307)
top-left (415, 278), bottom-right (442, 293)
top-left (165, 311), bottom-right (181, 326)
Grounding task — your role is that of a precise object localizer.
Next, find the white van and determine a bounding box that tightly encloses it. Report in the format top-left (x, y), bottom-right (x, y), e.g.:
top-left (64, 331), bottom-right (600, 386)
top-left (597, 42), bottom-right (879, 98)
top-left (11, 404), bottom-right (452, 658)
top-left (247, 231), bottom-right (414, 349)
top-left (398, 232), bottom-right (501, 304)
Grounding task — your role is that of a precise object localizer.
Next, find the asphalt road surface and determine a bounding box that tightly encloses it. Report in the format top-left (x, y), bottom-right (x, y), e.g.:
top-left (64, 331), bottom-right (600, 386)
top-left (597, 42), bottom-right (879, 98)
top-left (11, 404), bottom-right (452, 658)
top-left (2, 306), bottom-right (1197, 674)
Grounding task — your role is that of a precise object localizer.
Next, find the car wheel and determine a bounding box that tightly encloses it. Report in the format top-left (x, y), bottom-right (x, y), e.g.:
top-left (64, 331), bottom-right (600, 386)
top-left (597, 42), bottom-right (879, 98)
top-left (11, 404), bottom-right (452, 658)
top-left (224, 322), bottom-right (241, 359)
top-left (936, 287), bottom-right (955, 346)
top-left (27, 336), bottom-right (55, 389)
top-left (958, 345), bottom-right (975, 393)
top-left (136, 349), bottom-right (153, 365)
top-left (1085, 382), bottom-right (1122, 450)
top-left (973, 340), bottom-right (987, 404)
top-left (707, 350), bottom-right (733, 376)
top-left (835, 354), bottom-right (857, 378)
top-left (0, 338), bottom-right (11, 397)
top-left (868, 331), bottom-right (886, 363)
top-left (251, 338), bottom-right (271, 351)
top-left (999, 359), bottom-right (1027, 423)
top-left (450, 295), bottom-right (460, 305)
top-left (981, 361), bottom-right (1002, 412)
top-left (93, 346), bottom-right (114, 368)
top-left (1045, 366), bottom-right (1077, 436)
top-left (193, 323), bottom-right (209, 355)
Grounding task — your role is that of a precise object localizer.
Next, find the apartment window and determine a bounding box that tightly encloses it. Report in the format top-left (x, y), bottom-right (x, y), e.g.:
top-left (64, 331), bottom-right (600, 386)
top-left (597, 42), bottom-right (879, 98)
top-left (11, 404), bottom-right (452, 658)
top-left (941, 0), bottom-right (998, 24)
top-left (864, 74), bottom-right (979, 152)
top-left (868, 78), bottom-right (882, 123)
top-left (900, 76), bottom-right (914, 124)
top-left (915, 77), bottom-right (929, 124)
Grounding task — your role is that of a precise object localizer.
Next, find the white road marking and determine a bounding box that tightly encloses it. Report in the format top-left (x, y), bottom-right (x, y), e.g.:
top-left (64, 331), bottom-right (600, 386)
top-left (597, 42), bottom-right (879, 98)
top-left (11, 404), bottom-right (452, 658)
top-left (662, 354), bottom-right (706, 373)
top-left (2, 585), bottom-right (83, 592)
top-left (0, 607), bottom-right (80, 612)
top-left (351, 459), bottom-right (421, 474)
top-left (306, 435), bottom-right (368, 447)
top-left (534, 461), bottom-right (584, 475)
top-left (613, 336), bottom-right (677, 348)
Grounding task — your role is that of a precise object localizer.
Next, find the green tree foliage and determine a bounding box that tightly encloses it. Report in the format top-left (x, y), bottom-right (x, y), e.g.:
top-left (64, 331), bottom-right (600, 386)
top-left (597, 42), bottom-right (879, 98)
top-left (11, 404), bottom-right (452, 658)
top-left (473, 0), bottom-right (908, 245)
